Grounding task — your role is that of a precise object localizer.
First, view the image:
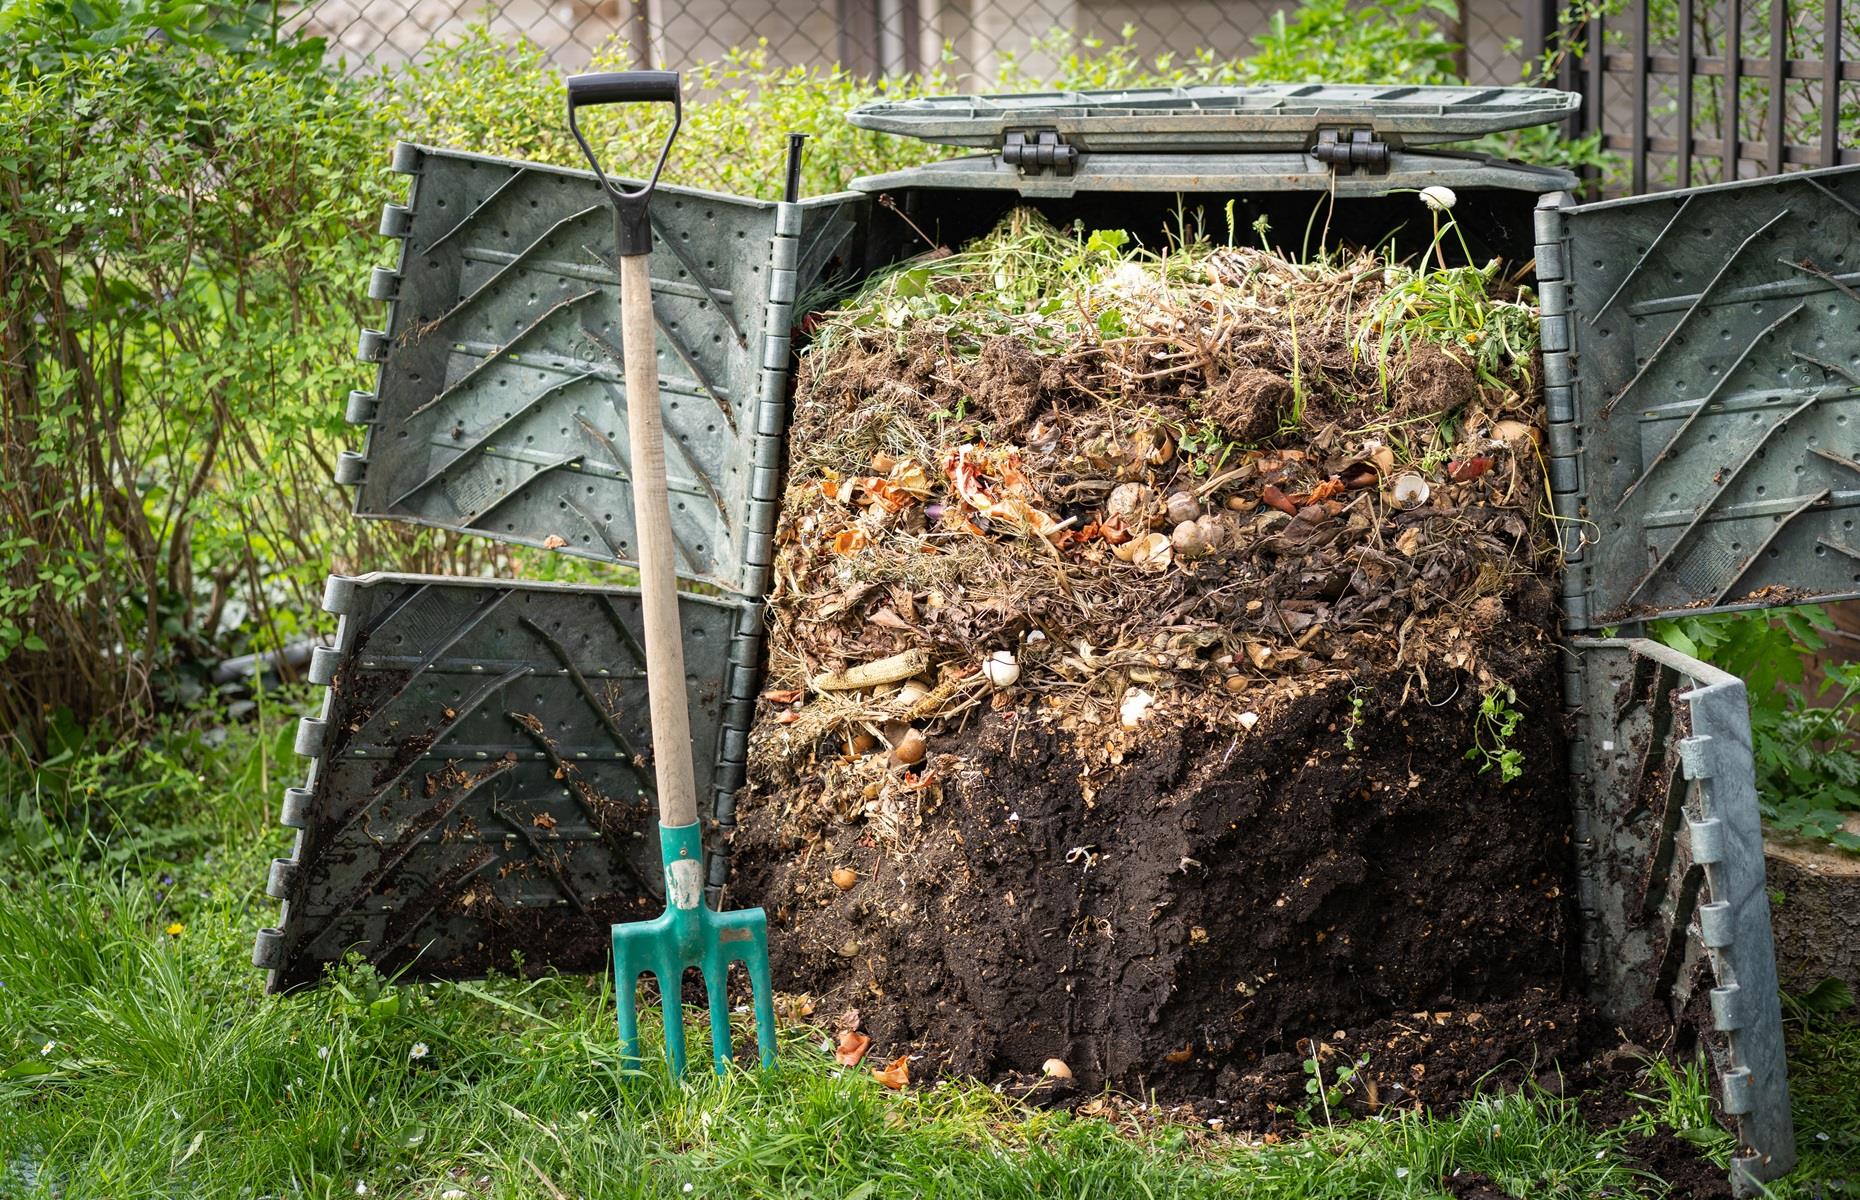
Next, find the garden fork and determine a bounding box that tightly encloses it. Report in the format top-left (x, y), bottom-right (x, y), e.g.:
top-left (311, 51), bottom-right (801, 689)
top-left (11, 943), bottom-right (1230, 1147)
top-left (566, 69), bottom-right (777, 1077)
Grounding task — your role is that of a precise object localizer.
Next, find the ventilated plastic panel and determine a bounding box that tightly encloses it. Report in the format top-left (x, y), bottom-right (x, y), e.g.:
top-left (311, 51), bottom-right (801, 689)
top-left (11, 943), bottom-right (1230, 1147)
top-left (341, 143), bottom-right (863, 596)
top-left (847, 84), bottom-right (1579, 150)
top-left (1538, 164), bottom-right (1860, 626)
top-left (1571, 638), bottom-right (1795, 1195)
top-left (253, 573), bottom-right (748, 992)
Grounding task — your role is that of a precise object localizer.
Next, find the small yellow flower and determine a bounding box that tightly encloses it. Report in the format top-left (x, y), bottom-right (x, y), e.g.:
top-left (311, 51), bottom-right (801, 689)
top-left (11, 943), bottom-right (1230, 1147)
top-left (165, 922), bottom-right (185, 937)
top-left (1464, 331), bottom-right (1481, 344)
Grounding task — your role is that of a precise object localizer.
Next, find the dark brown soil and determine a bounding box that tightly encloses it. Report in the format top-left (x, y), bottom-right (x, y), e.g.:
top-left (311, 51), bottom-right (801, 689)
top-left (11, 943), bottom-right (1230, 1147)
top-left (1442, 1171), bottom-right (1517, 1199)
top-left (734, 621), bottom-right (1583, 1114)
top-left (1221, 989), bottom-right (1591, 1130)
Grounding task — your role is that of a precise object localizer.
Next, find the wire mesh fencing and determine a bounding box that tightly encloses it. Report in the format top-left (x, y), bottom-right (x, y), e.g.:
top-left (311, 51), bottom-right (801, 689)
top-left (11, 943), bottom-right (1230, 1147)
top-left (285, 0), bottom-right (1857, 196)
top-left (284, 0), bottom-right (1530, 85)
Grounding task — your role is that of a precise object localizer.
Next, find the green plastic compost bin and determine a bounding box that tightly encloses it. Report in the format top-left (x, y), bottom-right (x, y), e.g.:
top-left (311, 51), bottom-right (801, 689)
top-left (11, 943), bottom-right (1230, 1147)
top-left (256, 82), bottom-right (1860, 1194)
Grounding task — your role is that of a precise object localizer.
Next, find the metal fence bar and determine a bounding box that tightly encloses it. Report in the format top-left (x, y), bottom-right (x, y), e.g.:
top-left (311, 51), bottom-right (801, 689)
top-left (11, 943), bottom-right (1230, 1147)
top-left (1726, 0), bottom-right (1744, 181)
top-left (1766, 0), bottom-right (1787, 175)
top-left (1678, 0), bottom-right (1695, 187)
top-left (1588, 8), bottom-right (1609, 159)
top-left (1821, 0), bottom-right (1842, 167)
top-left (1520, 0), bottom-right (1554, 65)
top-left (1632, 0), bottom-right (1650, 193)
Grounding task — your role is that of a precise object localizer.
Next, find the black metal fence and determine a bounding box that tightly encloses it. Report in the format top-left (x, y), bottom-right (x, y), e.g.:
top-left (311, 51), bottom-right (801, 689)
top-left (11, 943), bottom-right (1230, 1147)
top-left (1521, 0), bottom-right (1859, 192)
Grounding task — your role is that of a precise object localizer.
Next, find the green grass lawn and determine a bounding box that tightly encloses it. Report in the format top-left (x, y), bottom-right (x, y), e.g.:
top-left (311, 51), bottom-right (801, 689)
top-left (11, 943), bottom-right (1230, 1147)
top-left (1, 705), bottom-right (1854, 1199)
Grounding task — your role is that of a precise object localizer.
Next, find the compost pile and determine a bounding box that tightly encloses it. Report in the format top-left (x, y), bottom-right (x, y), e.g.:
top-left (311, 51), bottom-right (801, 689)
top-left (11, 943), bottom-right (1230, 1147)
top-left (734, 207), bottom-right (1586, 1120)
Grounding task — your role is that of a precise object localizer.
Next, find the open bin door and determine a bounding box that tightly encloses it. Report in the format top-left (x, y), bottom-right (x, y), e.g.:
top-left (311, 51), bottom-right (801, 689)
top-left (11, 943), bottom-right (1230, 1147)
top-left (254, 574), bottom-right (742, 991)
top-left (343, 143), bottom-right (864, 594)
top-left (1570, 639), bottom-right (1796, 1193)
top-left (256, 145), bottom-right (869, 988)
top-left (1536, 166), bottom-right (1860, 1196)
top-left (1536, 164), bottom-right (1860, 629)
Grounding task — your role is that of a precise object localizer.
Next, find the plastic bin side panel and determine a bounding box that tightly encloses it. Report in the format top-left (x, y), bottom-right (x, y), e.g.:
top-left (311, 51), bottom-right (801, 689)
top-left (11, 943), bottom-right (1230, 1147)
top-left (253, 573), bottom-right (739, 992)
top-left (1548, 164), bottom-right (1860, 626)
top-left (1573, 638), bottom-right (1796, 1194)
top-left (346, 144), bottom-right (795, 594)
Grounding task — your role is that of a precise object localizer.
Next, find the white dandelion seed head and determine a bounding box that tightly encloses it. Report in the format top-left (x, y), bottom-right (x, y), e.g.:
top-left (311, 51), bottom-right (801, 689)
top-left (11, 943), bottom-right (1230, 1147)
top-left (1420, 185), bottom-right (1458, 212)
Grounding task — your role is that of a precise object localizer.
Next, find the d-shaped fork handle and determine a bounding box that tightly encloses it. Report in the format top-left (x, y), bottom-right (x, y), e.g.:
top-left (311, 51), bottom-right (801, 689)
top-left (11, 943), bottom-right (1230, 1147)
top-left (567, 70), bottom-right (681, 257)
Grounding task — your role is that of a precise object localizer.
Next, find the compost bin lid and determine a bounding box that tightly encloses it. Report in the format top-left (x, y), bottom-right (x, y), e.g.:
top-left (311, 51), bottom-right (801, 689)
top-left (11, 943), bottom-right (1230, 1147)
top-left (846, 83), bottom-right (1580, 152)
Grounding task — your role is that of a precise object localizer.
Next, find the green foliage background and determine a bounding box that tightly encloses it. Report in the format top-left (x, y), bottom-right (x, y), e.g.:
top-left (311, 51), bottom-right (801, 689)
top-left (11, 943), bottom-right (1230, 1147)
top-left (1652, 608), bottom-right (1860, 850)
top-left (8, 0), bottom-right (1852, 854)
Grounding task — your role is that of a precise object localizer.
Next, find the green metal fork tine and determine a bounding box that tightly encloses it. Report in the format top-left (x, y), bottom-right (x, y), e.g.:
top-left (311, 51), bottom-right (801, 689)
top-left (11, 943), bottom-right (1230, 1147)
top-left (703, 957), bottom-right (733, 1073)
top-left (614, 944), bottom-right (643, 1069)
top-left (658, 959), bottom-right (689, 1079)
top-left (746, 943), bottom-right (777, 1067)
top-left (711, 905), bottom-right (777, 1068)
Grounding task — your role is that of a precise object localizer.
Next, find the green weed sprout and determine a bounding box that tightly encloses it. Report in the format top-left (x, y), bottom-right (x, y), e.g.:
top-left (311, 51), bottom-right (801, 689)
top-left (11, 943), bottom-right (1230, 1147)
top-left (1467, 685), bottom-right (1525, 784)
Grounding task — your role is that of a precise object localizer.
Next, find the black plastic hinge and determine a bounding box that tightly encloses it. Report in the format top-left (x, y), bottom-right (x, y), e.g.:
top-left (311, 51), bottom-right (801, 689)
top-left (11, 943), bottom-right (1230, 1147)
top-left (1311, 128), bottom-right (1390, 174)
top-left (1002, 129), bottom-right (1078, 177)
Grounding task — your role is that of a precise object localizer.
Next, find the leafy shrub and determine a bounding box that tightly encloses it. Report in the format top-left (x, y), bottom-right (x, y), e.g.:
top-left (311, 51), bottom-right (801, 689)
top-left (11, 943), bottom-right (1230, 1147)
top-left (993, 0), bottom-right (1461, 90)
top-left (0, 4), bottom-right (524, 748)
top-left (1652, 607), bottom-right (1860, 851)
top-left (397, 32), bottom-right (960, 198)
top-left (1, 7), bottom-right (388, 742)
